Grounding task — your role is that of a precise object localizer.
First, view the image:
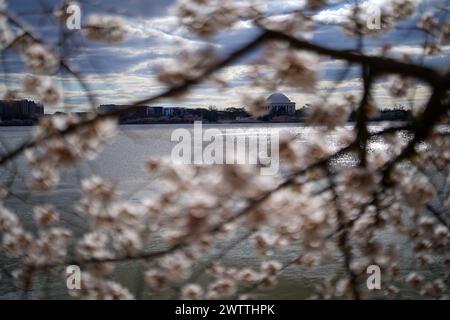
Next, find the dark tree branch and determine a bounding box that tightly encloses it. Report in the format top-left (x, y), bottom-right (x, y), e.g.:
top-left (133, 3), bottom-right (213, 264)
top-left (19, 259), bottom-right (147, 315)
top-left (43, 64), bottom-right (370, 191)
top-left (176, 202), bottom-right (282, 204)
top-left (325, 164), bottom-right (360, 300)
top-left (0, 28), bottom-right (448, 167)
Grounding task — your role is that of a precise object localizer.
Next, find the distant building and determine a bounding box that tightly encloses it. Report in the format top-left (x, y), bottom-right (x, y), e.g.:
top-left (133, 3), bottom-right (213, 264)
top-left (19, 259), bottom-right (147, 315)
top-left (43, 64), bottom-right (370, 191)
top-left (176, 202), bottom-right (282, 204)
top-left (348, 109), bottom-right (411, 122)
top-left (266, 93), bottom-right (296, 115)
top-left (98, 104), bottom-right (133, 113)
top-left (98, 104), bottom-right (147, 121)
top-left (162, 107), bottom-right (172, 117)
top-left (0, 100), bottom-right (44, 121)
top-left (146, 106), bottom-right (163, 117)
top-left (163, 107), bottom-right (186, 117)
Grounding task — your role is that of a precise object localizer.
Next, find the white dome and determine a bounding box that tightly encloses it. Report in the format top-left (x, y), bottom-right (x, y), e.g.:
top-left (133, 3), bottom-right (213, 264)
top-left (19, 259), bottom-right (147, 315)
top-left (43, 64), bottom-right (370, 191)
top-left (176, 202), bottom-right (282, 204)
top-left (266, 92), bottom-right (291, 104)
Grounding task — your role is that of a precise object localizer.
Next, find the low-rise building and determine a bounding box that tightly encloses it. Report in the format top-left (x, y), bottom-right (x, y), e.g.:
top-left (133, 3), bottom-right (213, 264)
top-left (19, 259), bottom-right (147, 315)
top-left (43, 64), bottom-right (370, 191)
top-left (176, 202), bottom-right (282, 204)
top-left (147, 106), bottom-right (163, 117)
top-left (98, 104), bottom-right (148, 121)
top-left (0, 100), bottom-right (44, 121)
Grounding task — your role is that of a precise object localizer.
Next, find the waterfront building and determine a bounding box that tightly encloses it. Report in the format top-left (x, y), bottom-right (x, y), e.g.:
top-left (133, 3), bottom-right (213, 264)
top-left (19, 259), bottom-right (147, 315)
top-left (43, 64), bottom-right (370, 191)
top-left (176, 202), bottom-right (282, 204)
top-left (98, 104), bottom-right (148, 120)
top-left (0, 100), bottom-right (44, 121)
top-left (147, 106), bottom-right (163, 117)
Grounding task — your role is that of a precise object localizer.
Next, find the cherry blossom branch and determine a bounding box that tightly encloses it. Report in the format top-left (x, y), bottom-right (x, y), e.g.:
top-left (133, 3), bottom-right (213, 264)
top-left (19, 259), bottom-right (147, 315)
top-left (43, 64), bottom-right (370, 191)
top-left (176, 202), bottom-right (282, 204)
top-left (233, 253), bottom-right (301, 299)
top-left (0, 27), bottom-right (447, 167)
top-left (382, 82), bottom-right (449, 183)
top-left (1, 22), bottom-right (445, 299)
top-left (33, 143), bottom-right (353, 271)
top-left (426, 204), bottom-right (450, 229)
top-left (4, 27), bottom-right (449, 146)
top-left (260, 28), bottom-right (446, 87)
top-left (0, 3), bottom-right (448, 301)
top-left (29, 123), bottom-right (407, 274)
top-left (325, 163), bottom-right (360, 299)
top-left (4, 13), bottom-right (99, 110)
top-left (355, 64), bottom-right (373, 166)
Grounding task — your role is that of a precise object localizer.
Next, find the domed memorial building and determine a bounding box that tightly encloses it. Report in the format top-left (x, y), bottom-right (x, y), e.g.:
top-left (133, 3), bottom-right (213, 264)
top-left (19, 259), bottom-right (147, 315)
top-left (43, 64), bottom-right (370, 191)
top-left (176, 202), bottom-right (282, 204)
top-left (266, 92), bottom-right (296, 115)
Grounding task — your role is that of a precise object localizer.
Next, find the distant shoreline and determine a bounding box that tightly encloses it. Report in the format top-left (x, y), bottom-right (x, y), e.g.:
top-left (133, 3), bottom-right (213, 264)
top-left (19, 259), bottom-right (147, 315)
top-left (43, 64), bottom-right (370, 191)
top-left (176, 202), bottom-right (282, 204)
top-left (0, 120), bottom-right (409, 127)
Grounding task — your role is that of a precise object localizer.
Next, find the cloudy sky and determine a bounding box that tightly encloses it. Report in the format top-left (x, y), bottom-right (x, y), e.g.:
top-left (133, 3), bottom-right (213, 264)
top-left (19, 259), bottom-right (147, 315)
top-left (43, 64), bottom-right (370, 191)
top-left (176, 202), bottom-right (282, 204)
top-left (1, 0), bottom-right (449, 113)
